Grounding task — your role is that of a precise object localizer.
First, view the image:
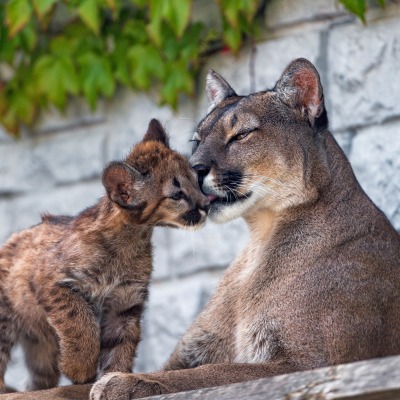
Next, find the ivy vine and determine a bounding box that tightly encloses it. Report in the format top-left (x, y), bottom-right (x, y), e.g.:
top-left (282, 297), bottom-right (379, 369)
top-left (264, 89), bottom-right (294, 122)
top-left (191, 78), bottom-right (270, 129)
top-left (0, 0), bottom-right (386, 137)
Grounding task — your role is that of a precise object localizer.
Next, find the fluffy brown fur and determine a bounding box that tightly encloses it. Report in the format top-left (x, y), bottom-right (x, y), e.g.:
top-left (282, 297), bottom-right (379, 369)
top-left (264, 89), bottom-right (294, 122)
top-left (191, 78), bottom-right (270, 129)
top-left (87, 58), bottom-right (400, 399)
top-left (0, 119), bottom-right (208, 394)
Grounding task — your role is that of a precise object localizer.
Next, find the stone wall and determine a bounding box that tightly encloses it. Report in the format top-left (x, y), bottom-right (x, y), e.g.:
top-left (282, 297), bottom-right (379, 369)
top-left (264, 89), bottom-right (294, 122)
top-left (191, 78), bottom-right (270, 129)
top-left (1, 0), bottom-right (400, 390)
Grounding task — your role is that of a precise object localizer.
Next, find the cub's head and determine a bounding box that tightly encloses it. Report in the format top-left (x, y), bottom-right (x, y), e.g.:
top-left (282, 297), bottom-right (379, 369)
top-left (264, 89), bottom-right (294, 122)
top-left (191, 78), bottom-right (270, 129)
top-left (190, 58), bottom-right (330, 223)
top-left (103, 119), bottom-right (209, 229)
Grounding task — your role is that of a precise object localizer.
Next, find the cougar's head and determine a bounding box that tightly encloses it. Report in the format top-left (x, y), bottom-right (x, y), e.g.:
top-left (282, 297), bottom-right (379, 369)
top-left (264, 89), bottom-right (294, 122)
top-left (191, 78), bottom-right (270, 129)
top-left (190, 58), bottom-right (329, 223)
top-left (103, 119), bottom-right (209, 229)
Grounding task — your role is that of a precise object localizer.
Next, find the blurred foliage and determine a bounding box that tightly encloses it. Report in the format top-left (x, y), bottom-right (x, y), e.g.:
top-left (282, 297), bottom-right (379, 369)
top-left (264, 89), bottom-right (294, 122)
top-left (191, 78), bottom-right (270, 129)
top-left (0, 0), bottom-right (261, 136)
top-left (0, 0), bottom-right (387, 136)
top-left (339, 0), bottom-right (386, 23)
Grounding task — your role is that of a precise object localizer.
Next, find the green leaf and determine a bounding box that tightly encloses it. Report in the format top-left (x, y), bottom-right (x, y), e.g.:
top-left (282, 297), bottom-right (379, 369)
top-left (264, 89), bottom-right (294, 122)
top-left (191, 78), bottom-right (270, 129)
top-left (77, 0), bottom-right (100, 35)
top-left (220, 1), bottom-right (240, 28)
top-left (130, 0), bottom-right (148, 7)
top-left (78, 53), bottom-right (115, 109)
top-left (0, 23), bottom-right (16, 63)
top-left (179, 22), bottom-right (203, 62)
top-left (0, 0), bottom-right (267, 135)
top-left (6, 0), bottom-right (33, 37)
top-left (122, 19), bottom-right (148, 44)
top-left (127, 45), bottom-right (164, 89)
top-left (112, 40), bottom-right (130, 85)
top-left (160, 61), bottom-right (193, 109)
top-left (339, 0), bottom-right (366, 22)
top-left (166, 0), bottom-right (191, 38)
top-left (32, 0), bottom-right (58, 21)
top-left (0, 81), bottom-right (36, 136)
top-left (11, 91), bottom-right (36, 124)
top-left (34, 55), bottom-right (79, 109)
top-left (223, 23), bottom-right (242, 52)
top-left (19, 24), bottom-right (38, 52)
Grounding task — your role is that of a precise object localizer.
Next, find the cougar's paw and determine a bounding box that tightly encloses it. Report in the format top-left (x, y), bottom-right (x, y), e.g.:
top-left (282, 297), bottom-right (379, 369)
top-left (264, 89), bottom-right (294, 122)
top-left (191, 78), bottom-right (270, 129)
top-left (90, 372), bottom-right (168, 400)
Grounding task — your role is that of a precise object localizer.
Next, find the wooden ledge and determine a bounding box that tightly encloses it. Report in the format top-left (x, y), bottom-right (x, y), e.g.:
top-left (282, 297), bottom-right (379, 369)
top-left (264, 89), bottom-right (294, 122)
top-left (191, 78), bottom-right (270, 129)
top-left (2, 355), bottom-right (400, 400)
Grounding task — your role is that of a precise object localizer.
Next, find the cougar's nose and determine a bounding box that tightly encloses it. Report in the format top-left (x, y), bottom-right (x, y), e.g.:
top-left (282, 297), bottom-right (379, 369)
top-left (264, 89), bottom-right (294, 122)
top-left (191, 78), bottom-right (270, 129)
top-left (192, 164), bottom-right (210, 187)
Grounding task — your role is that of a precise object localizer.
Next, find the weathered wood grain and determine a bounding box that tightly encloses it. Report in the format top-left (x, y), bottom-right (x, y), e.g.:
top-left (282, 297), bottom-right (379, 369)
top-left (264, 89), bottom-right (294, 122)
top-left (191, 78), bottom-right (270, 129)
top-left (1, 355), bottom-right (400, 400)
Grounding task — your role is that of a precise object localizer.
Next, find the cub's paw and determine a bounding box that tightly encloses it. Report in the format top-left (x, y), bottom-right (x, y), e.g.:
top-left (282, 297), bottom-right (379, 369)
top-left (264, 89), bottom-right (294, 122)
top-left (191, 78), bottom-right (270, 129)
top-left (90, 372), bottom-right (168, 400)
top-left (60, 341), bottom-right (99, 384)
top-left (60, 357), bottom-right (97, 384)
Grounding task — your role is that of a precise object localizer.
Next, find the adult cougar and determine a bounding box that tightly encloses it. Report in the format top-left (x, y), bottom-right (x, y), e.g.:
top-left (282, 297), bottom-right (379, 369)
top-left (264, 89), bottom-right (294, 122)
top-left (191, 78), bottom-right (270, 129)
top-left (87, 58), bottom-right (400, 399)
top-left (89, 58), bottom-right (400, 399)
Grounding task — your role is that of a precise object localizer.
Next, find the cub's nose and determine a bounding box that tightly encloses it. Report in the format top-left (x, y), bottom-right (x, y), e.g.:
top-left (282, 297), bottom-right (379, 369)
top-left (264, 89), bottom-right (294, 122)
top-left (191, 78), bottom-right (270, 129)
top-left (199, 199), bottom-right (210, 213)
top-left (192, 163), bottom-right (210, 187)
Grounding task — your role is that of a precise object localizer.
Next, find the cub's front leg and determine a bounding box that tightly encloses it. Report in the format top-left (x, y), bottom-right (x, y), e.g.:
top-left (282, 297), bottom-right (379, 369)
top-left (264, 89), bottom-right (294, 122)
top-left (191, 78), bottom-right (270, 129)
top-left (39, 283), bottom-right (100, 384)
top-left (98, 286), bottom-right (146, 376)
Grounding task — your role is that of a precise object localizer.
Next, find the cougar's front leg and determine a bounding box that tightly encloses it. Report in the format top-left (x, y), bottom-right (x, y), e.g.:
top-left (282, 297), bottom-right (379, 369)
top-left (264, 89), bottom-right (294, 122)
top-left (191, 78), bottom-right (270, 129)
top-left (90, 360), bottom-right (296, 399)
top-left (39, 284), bottom-right (100, 384)
top-left (98, 287), bottom-right (146, 376)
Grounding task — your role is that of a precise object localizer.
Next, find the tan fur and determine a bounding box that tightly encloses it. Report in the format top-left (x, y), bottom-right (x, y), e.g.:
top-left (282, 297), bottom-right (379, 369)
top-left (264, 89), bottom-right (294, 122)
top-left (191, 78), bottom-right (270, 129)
top-left (0, 119), bottom-right (208, 394)
top-left (85, 59), bottom-right (400, 400)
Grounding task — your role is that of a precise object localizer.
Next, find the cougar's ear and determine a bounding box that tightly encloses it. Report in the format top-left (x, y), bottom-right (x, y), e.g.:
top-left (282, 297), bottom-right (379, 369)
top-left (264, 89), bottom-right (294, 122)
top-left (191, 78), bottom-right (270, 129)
top-left (274, 58), bottom-right (327, 132)
top-left (102, 162), bottom-right (143, 208)
top-left (142, 118), bottom-right (170, 147)
top-left (206, 69), bottom-right (237, 111)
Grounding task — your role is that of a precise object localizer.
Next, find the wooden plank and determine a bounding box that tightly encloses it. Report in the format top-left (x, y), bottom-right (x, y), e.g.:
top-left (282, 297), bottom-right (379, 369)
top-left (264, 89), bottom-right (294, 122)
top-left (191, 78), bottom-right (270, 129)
top-left (1, 355), bottom-right (400, 400)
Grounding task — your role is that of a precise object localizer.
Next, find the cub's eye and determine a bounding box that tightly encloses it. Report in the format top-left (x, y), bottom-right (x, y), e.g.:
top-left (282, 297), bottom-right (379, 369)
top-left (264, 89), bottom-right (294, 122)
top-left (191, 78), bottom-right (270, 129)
top-left (170, 191), bottom-right (184, 201)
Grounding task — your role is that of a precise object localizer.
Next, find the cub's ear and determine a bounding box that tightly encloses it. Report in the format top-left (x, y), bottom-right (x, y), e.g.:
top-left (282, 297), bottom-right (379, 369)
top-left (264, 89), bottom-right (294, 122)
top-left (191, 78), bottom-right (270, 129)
top-left (102, 162), bottom-right (143, 209)
top-left (206, 69), bottom-right (237, 111)
top-left (142, 118), bottom-right (169, 147)
top-left (274, 58), bottom-right (327, 132)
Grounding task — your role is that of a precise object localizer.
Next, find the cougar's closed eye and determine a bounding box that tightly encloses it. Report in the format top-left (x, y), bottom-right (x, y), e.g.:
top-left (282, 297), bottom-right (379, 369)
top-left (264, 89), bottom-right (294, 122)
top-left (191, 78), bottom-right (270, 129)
top-left (228, 129), bottom-right (257, 144)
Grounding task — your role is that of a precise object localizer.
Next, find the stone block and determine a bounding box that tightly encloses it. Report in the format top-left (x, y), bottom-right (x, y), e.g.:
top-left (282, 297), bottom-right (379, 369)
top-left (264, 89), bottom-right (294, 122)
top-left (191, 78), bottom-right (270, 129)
top-left (254, 31), bottom-right (322, 92)
top-left (35, 126), bottom-right (107, 185)
top-left (34, 99), bottom-right (105, 134)
top-left (168, 219), bottom-right (248, 277)
top-left (349, 121), bottom-right (400, 230)
top-left (152, 227), bottom-right (172, 281)
top-left (0, 200), bottom-right (14, 245)
top-left (328, 17), bottom-right (400, 132)
top-left (0, 141), bottom-right (54, 194)
top-left (333, 131), bottom-right (354, 156)
top-left (135, 271), bottom-right (222, 372)
top-left (11, 180), bottom-right (103, 232)
top-left (265, 0), bottom-right (344, 29)
top-left (105, 91), bottom-right (196, 163)
top-left (0, 127), bottom-right (106, 194)
top-left (0, 126), bottom-right (13, 143)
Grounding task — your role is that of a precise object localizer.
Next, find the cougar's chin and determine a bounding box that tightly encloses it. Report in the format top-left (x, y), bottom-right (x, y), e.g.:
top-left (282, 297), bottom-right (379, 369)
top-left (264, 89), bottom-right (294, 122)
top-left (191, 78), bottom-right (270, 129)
top-left (207, 191), bottom-right (254, 223)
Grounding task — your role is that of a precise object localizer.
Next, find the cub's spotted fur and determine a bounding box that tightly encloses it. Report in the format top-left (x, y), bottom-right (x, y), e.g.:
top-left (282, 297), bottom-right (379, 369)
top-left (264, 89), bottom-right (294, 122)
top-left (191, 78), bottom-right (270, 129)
top-left (0, 119), bottom-right (208, 393)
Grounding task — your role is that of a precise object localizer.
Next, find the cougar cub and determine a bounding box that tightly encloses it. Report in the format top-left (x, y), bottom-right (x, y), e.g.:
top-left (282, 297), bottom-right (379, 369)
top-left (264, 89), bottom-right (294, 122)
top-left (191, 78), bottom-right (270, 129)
top-left (0, 119), bottom-right (209, 392)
